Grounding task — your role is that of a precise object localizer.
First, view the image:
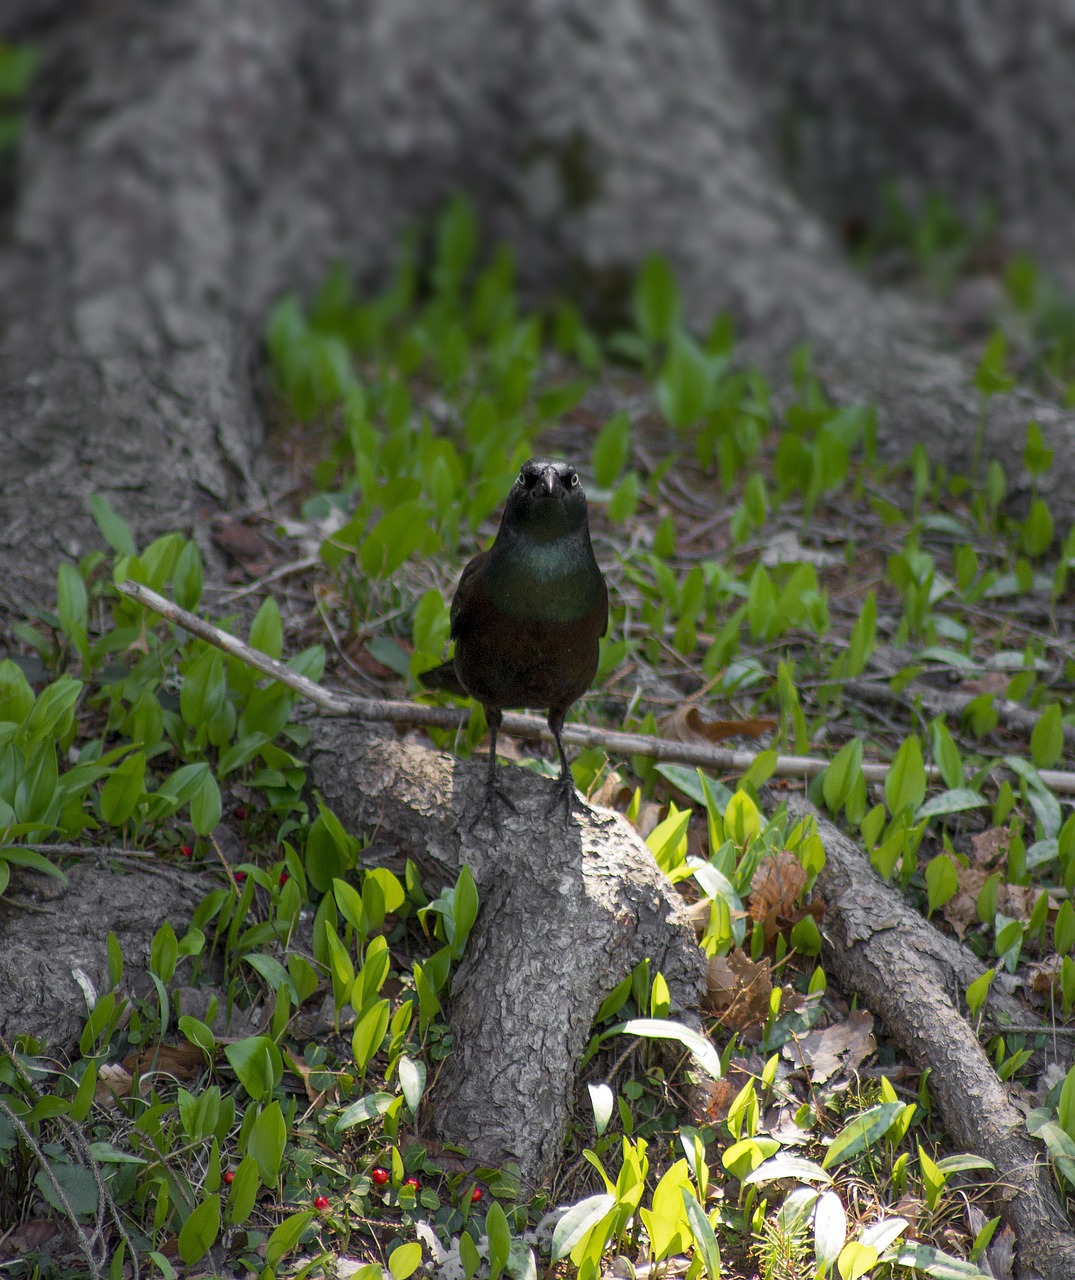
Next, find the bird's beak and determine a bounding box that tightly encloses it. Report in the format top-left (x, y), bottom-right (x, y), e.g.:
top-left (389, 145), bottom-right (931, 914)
top-left (541, 467), bottom-right (557, 496)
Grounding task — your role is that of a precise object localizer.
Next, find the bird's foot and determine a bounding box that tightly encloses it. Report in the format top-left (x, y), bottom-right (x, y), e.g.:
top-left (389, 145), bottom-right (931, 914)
top-left (469, 775), bottom-right (518, 835)
top-left (545, 771), bottom-right (582, 826)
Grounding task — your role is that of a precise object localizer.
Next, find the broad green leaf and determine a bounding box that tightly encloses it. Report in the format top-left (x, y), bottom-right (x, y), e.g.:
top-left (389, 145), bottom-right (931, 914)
top-left (248, 1100), bottom-right (287, 1184)
top-left (822, 1102), bottom-right (906, 1169)
top-left (390, 1242), bottom-right (423, 1280)
top-left (550, 1193), bottom-right (616, 1261)
top-left (885, 735), bottom-right (926, 816)
top-left (266, 1210), bottom-right (315, 1268)
top-left (610, 1019), bottom-right (721, 1081)
top-left (177, 1194), bottom-right (220, 1265)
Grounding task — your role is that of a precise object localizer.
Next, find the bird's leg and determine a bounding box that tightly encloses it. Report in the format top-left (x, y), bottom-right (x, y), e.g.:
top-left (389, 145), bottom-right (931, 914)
top-left (545, 708), bottom-right (579, 825)
top-left (470, 706), bottom-right (518, 833)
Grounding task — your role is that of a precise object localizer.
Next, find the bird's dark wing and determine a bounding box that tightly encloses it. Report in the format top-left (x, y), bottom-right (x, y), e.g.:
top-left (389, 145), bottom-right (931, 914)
top-left (448, 550), bottom-right (488, 640)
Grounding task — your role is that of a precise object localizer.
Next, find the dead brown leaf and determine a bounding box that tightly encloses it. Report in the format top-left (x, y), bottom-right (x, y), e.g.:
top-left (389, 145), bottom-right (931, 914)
top-left (960, 672), bottom-right (1008, 697)
top-left (749, 851), bottom-right (808, 941)
top-left (970, 827), bottom-right (1010, 867)
top-left (657, 705), bottom-right (776, 745)
top-left (783, 1010), bottom-right (876, 1084)
top-left (123, 1040), bottom-right (206, 1081)
top-left (706, 950), bottom-right (772, 1031)
top-left (211, 516), bottom-right (276, 575)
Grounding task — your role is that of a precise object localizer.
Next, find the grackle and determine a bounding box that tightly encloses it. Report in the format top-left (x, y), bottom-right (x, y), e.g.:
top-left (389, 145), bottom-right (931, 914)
top-left (420, 457), bottom-right (608, 825)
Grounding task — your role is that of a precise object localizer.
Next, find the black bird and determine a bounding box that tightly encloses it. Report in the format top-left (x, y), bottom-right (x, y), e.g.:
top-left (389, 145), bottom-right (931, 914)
top-left (420, 457), bottom-right (608, 824)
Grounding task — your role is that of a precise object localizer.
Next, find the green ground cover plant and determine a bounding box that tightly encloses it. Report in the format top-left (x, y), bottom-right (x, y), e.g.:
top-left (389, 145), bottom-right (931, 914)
top-left (1, 197), bottom-right (1073, 1279)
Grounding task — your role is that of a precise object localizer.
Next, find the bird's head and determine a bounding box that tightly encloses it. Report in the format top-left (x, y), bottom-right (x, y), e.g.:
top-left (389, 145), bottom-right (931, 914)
top-left (502, 458), bottom-right (589, 542)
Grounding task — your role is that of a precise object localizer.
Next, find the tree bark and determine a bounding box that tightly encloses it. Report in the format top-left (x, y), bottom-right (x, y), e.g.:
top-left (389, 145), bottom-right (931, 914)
top-left (2, 0), bottom-right (1075, 604)
top-left (306, 719), bottom-right (707, 1185)
top-left (787, 794), bottom-right (1075, 1280)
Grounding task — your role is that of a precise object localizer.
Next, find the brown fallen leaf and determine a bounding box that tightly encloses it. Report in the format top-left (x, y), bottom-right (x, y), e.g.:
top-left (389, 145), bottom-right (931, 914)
top-left (749, 851), bottom-right (808, 942)
top-left (0, 1218), bottom-right (63, 1258)
top-left (784, 1010), bottom-right (876, 1084)
top-left (706, 950), bottom-right (772, 1031)
top-left (212, 516), bottom-right (276, 575)
top-left (123, 1040), bottom-right (206, 1081)
top-left (289, 1053), bottom-right (336, 1109)
top-left (657, 705), bottom-right (776, 745)
top-left (970, 827), bottom-right (1011, 868)
top-left (960, 672), bottom-right (1008, 697)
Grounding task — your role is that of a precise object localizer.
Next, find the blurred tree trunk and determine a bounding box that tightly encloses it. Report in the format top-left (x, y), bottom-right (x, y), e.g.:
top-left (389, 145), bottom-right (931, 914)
top-left (3, 0), bottom-right (1075, 602)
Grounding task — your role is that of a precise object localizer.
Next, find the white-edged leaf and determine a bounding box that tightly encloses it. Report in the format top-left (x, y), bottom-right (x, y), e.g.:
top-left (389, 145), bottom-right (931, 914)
top-left (813, 1190), bottom-right (846, 1267)
top-left (588, 1083), bottom-right (614, 1136)
top-left (610, 1018), bottom-right (721, 1081)
top-left (398, 1055), bottom-right (426, 1114)
top-left (915, 789), bottom-right (987, 820)
top-left (859, 1217), bottom-right (908, 1252)
top-left (550, 1194), bottom-right (616, 1262)
top-left (335, 1092), bottom-right (395, 1130)
top-left (744, 1155), bottom-right (832, 1186)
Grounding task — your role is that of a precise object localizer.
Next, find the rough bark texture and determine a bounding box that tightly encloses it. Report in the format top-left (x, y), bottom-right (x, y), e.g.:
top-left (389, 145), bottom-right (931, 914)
top-left (3, 0), bottom-right (1075, 604)
top-left (787, 795), bottom-right (1075, 1280)
top-left (306, 719), bottom-right (707, 1184)
top-left (0, 857), bottom-right (205, 1047)
top-left (719, 1), bottom-right (1075, 280)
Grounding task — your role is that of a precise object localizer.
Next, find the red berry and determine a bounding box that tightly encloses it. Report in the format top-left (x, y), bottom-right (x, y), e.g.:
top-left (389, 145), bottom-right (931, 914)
top-left (371, 1167), bottom-right (389, 1186)
top-left (314, 1195), bottom-right (330, 1211)
top-left (180, 844), bottom-right (193, 858)
top-left (223, 1170), bottom-right (235, 1185)
top-left (403, 1176), bottom-right (420, 1190)
top-left (234, 870), bottom-right (246, 883)
top-left (235, 805), bottom-right (247, 820)
top-left (471, 1186), bottom-right (483, 1202)
top-left (279, 870), bottom-right (289, 886)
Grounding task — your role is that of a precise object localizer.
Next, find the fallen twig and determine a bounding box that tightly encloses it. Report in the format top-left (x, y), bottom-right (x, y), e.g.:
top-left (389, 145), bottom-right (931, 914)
top-left (116, 580), bottom-right (1075, 795)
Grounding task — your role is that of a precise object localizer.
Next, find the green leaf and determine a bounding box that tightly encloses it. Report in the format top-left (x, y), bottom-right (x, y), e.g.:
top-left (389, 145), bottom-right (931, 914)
top-left (925, 855), bottom-right (959, 918)
top-left (397, 1055), bottom-right (426, 1114)
top-left (822, 1102), bottom-right (906, 1168)
top-left (352, 998), bottom-right (391, 1075)
top-left (224, 1035), bottom-right (282, 1103)
top-left (190, 771), bottom-right (221, 836)
top-left (592, 413), bottom-right (632, 488)
top-left (930, 719), bottom-right (964, 791)
top-left (248, 1100), bottom-right (287, 1184)
top-left (823, 739), bottom-right (863, 813)
top-left (743, 1154), bottom-right (831, 1185)
top-left (227, 1154), bottom-right (259, 1225)
top-left (177, 1194), bottom-right (221, 1265)
top-left (99, 751), bottom-right (146, 826)
top-left (885, 734), bottom-right (926, 816)
top-left (682, 1188), bottom-right (721, 1280)
top-left (266, 1210), bottom-right (315, 1268)
top-left (249, 596), bottom-right (283, 659)
top-left (173, 540), bottom-right (204, 611)
top-left (609, 1018), bottom-right (721, 1080)
top-left (89, 494), bottom-right (137, 556)
top-left (1031, 703), bottom-right (1064, 769)
top-left (634, 255), bottom-right (681, 345)
top-left (389, 1242), bottom-right (424, 1280)
top-left (915, 789), bottom-right (987, 820)
top-left (486, 1201), bottom-right (511, 1280)
top-left (550, 1193), bottom-right (616, 1262)
top-left (335, 1092), bottom-right (395, 1130)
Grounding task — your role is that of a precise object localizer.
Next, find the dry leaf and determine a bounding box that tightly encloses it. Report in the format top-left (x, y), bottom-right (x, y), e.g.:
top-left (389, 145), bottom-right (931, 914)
top-left (749, 851), bottom-right (808, 941)
top-left (657, 705), bottom-right (776, 744)
top-left (784, 1010), bottom-right (876, 1084)
top-left (970, 827), bottom-right (1010, 867)
top-left (289, 1053), bottom-right (335, 1109)
top-left (123, 1040), bottom-right (206, 1081)
top-left (95, 1062), bottom-right (135, 1104)
top-left (212, 516), bottom-right (275, 575)
top-left (706, 950), bottom-right (772, 1031)
top-left (960, 672), bottom-right (1008, 697)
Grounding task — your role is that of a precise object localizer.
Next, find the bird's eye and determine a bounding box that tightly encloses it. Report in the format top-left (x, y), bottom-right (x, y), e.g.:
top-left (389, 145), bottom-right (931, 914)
top-left (522, 470), bottom-right (538, 488)
top-left (570, 472), bottom-right (580, 487)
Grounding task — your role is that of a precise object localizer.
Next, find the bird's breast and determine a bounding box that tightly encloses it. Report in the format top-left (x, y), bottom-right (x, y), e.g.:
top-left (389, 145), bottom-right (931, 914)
top-left (483, 536), bottom-right (603, 623)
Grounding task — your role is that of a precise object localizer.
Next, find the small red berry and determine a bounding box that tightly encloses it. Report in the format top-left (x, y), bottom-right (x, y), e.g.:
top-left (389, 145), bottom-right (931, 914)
top-left (223, 1170), bottom-right (235, 1185)
top-left (314, 1195), bottom-right (330, 1211)
top-left (279, 870), bottom-right (289, 886)
top-left (471, 1186), bottom-right (483, 1202)
top-left (234, 870), bottom-right (246, 883)
top-left (403, 1176), bottom-right (420, 1190)
top-left (371, 1167), bottom-right (389, 1186)
top-left (180, 844), bottom-right (193, 858)
top-left (235, 805), bottom-right (247, 820)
